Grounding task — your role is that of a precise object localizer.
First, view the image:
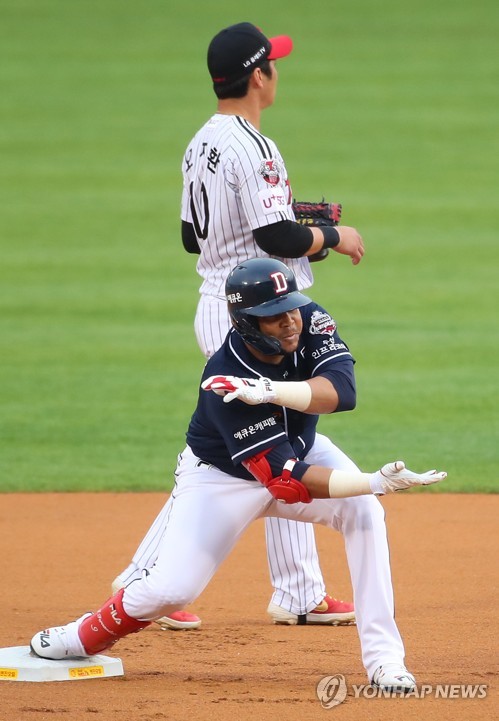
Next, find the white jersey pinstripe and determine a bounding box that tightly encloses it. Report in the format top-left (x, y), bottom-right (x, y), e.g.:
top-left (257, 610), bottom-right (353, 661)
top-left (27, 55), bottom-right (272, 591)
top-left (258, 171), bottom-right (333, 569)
top-left (181, 113), bottom-right (313, 297)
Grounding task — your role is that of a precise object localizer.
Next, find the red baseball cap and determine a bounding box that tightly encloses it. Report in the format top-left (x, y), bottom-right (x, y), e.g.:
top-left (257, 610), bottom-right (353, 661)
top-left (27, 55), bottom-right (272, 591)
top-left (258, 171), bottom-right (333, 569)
top-left (208, 22), bottom-right (293, 85)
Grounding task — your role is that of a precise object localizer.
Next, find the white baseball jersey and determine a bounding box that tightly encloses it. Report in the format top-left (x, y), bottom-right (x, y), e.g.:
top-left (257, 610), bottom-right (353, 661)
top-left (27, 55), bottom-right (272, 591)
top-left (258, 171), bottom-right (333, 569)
top-left (181, 113), bottom-right (313, 297)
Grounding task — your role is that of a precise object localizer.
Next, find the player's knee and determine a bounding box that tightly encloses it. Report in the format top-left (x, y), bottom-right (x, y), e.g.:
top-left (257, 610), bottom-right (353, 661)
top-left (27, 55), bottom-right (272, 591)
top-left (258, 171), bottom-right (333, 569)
top-left (122, 570), bottom-right (202, 621)
top-left (147, 578), bottom-right (199, 613)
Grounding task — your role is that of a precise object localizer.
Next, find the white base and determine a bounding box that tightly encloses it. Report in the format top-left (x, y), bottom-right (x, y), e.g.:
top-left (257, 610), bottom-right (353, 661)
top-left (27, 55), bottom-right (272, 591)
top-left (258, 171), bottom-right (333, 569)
top-left (0, 646), bottom-right (124, 682)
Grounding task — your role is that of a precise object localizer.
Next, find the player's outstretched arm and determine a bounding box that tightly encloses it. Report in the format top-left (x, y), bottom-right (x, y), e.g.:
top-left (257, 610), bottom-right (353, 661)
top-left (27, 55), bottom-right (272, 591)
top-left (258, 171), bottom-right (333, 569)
top-left (301, 460), bottom-right (447, 499)
top-left (243, 449), bottom-right (447, 505)
top-left (201, 375), bottom-right (339, 413)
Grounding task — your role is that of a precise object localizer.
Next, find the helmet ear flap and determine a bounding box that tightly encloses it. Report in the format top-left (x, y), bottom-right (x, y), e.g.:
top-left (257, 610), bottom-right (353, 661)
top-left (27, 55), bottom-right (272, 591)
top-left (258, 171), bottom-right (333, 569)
top-left (233, 313), bottom-right (282, 355)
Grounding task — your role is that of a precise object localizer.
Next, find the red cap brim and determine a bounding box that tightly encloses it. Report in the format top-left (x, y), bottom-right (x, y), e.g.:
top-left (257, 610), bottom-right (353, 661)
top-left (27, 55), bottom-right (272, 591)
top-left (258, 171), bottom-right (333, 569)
top-left (268, 35), bottom-right (293, 60)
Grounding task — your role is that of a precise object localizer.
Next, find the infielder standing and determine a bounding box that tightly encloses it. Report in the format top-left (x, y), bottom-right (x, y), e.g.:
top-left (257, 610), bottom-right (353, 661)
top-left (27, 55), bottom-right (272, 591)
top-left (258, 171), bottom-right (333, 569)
top-left (31, 259), bottom-right (446, 692)
top-left (113, 22), bottom-right (365, 629)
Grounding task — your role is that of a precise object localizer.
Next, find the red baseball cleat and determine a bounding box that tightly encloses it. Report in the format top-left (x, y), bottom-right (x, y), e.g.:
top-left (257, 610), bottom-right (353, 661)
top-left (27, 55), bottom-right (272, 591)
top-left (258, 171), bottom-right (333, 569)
top-left (155, 610), bottom-right (201, 631)
top-left (267, 594), bottom-right (355, 625)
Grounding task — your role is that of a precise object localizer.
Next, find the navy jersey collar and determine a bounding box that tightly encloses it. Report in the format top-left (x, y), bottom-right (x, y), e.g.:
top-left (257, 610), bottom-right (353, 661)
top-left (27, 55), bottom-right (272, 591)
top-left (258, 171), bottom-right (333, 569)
top-left (227, 329), bottom-right (299, 378)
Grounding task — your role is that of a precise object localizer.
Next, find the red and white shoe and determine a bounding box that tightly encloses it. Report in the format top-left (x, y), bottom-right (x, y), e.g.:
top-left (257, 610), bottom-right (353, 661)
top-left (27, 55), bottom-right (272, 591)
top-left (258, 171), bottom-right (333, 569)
top-left (267, 594), bottom-right (355, 626)
top-left (111, 577), bottom-right (201, 631)
top-left (154, 611), bottom-right (201, 631)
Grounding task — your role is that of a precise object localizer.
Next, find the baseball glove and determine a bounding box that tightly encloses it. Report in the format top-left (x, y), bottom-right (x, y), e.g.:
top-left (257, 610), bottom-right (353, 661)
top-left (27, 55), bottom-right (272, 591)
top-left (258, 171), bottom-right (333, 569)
top-left (292, 199), bottom-right (342, 262)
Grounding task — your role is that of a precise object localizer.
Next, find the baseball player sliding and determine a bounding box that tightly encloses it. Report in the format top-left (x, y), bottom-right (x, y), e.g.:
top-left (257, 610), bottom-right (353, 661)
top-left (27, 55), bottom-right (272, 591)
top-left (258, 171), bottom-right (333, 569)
top-left (31, 258), bottom-right (446, 692)
top-left (112, 21), bottom-right (365, 630)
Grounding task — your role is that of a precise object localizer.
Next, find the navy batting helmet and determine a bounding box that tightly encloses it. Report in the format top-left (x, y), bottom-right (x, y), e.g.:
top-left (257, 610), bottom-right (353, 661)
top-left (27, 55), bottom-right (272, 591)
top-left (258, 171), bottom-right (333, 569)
top-left (225, 258), bottom-right (311, 355)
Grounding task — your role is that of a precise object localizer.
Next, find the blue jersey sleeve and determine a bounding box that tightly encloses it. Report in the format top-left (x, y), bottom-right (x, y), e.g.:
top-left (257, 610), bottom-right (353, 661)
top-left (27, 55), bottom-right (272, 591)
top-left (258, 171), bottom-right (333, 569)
top-left (299, 303), bottom-right (356, 411)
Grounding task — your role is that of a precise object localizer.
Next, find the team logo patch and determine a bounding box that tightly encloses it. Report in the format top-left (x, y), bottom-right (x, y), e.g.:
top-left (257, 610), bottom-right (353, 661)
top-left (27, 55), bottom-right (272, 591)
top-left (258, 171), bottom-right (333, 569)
top-left (258, 159), bottom-right (281, 186)
top-left (309, 310), bottom-right (336, 335)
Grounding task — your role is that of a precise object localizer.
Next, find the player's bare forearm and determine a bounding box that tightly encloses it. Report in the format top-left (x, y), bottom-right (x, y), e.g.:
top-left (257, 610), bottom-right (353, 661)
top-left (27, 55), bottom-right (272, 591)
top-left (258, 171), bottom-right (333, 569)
top-left (300, 465), bottom-right (333, 497)
top-left (304, 377), bottom-right (339, 414)
top-left (305, 227), bottom-right (330, 256)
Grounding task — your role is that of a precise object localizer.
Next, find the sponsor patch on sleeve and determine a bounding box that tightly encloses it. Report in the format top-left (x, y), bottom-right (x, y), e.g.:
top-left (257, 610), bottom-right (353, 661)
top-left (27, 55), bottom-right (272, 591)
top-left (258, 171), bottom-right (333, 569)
top-left (257, 186), bottom-right (287, 214)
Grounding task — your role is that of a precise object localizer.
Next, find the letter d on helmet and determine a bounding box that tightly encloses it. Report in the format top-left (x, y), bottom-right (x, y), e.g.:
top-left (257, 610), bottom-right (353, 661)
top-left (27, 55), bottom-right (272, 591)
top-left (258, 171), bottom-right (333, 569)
top-left (225, 258), bottom-right (311, 355)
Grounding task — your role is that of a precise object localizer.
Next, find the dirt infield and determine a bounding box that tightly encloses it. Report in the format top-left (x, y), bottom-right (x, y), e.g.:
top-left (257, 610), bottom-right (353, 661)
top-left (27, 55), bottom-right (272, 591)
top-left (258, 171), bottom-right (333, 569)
top-left (0, 493), bottom-right (497, 721)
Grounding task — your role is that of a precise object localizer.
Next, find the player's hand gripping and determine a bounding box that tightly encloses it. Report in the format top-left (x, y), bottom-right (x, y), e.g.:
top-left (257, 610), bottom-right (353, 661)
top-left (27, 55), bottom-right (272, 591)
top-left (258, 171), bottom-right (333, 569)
top-left (202, 375), bottom-right (276, 405)
top-left (370, 461), bottom-right (447, 495)
top-left (335, 226), bottom-right (365, 265)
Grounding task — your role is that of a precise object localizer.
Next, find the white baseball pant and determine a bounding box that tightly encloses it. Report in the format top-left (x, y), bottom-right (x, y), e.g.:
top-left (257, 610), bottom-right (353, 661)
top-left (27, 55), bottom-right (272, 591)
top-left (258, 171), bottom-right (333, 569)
top-left (122, 436), bottom-right (405, 680)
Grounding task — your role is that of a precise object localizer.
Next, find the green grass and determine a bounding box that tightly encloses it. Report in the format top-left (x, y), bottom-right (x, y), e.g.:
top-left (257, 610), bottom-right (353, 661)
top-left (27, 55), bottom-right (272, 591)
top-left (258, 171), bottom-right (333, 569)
top-left (1, 0), bottom-right (498, 491)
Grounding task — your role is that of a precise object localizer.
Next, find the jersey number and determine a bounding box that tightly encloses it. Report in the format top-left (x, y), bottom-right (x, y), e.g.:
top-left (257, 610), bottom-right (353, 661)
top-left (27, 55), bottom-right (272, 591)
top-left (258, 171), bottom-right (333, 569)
top-left (189, 182), bottom-right (209, 240)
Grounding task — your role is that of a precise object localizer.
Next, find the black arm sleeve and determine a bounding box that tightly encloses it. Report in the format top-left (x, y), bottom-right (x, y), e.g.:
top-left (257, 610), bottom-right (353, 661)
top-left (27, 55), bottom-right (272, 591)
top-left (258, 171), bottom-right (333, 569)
top-left (181, 220), bottom-right (201, 254)
top-left (253, 220), bottom-right (314, 258)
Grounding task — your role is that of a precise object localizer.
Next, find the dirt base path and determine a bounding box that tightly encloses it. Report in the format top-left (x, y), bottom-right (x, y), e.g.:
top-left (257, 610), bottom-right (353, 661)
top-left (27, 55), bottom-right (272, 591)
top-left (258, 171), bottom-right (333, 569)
top-left (0, 493), bottom-right (497, 721)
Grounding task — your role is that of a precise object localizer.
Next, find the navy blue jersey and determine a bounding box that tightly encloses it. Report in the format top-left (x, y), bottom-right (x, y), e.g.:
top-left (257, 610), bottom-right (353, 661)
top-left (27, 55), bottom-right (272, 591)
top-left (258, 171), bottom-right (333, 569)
top-left (186, 302), bottom-right (355, 479)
